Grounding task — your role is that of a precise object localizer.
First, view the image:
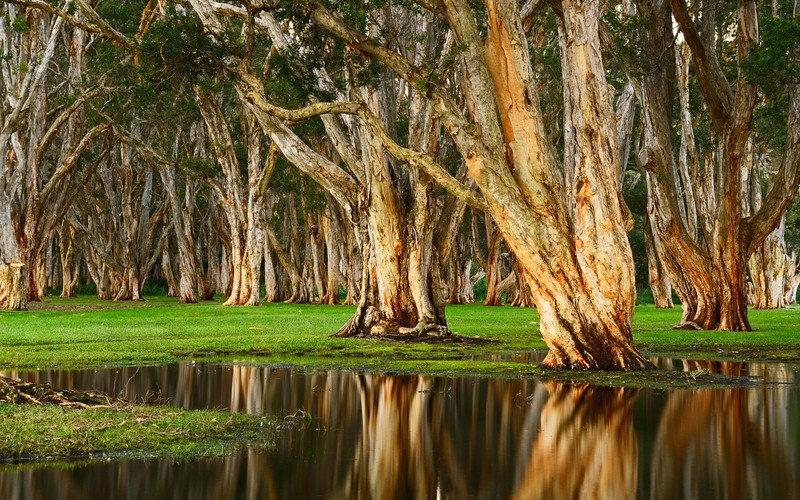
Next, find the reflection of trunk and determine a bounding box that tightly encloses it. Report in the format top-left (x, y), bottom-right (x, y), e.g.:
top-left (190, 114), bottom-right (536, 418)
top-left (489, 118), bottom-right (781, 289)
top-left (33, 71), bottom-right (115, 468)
top-left (650, 387), bottom-right (797, 500)
top-left (340, 375), bottom-right (447, 499)
top-left (512, 383), bottom-right (638, 500)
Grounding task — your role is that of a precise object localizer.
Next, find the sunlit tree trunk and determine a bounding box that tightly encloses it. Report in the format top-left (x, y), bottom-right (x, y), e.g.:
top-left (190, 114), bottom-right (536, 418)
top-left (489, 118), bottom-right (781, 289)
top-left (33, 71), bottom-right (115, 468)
top-left (643, 206), bottom-right (674, 308)
top-left (160, 238), bottom-right (180, 297)
top-left (636, 0), bottom-right (800, 330)
top-left (320, 198), bottom-right (343, 305)
top-left (157, 164), bottom-right (198, 303)
top-left (746, 148), bottom-right (787, 309)
top-left (480, 214), bottom-right (505, 306)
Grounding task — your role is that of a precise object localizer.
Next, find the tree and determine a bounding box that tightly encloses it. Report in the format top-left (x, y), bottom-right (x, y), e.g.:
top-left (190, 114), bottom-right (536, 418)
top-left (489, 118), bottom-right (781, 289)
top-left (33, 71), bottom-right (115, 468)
top-left (285, 0), bottom-right (650, 368)
top-left (631, 0), bottom-right (800, 330)
top-left (187, 3), bottom-right (479, 335)
top-left (0, 5), bottom-right (113, 309)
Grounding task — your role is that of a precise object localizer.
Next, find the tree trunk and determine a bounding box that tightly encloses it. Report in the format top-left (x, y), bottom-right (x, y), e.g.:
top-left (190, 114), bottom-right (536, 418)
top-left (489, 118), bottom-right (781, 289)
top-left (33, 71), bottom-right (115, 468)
top-left (320, 200), bottom-right (342, 305)
top-left (158, 166), bottom-right (198, 304)
top-left (509, 255), bottom-right (535, 307)
top-left (643, 211), bottom-right (674, 308)
top-left (0, 263), bottom-right (27, 311)
top-left (482, 214), bottom-right (505, 306)
top-left (58, 225), bottom-right (79, 297)
top-left (749, 219), bottom-right (787, 309)
top-left (160, 237), bottom-right (179, 297)
top-left (465, 0), bottom-right (647, 368)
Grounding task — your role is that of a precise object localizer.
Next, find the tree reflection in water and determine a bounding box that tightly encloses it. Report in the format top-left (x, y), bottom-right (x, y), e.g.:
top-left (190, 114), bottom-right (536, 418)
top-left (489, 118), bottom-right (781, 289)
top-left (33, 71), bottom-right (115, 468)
top-left (512, 383), bottom-right (639, 500)
top-left (0, 362), bottom-right (797, 499)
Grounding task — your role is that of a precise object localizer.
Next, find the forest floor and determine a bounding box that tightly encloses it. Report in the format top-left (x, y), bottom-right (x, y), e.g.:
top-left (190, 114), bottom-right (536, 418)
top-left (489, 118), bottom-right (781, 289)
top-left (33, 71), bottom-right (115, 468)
top-left (1, 295), bottom-right (798, 466)
top-left (1, 295), bottom-right (798, 383)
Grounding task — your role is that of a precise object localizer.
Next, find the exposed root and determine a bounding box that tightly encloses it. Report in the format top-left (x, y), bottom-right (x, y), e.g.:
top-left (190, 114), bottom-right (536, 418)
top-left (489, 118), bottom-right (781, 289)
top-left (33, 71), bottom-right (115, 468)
top-left (397, 321), bottom-right (451, 337)
top-left (1, 376), bottom-right (126, 408)
top-left (333, 309), bottom-right (471, 342)
top-left (541, 347), bottom-right (655, 371)
top-left (672, 321), bottom-right (703, 331)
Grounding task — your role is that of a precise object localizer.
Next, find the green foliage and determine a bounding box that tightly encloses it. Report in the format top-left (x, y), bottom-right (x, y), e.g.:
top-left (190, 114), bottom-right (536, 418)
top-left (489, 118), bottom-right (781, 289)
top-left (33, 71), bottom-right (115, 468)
top-left (11, 15), bottom-right (28, 33)
top-left (180, 157), bottom-right (220, 179)
top-left (138, 7), bottom-right (235, 90)
top-left (753, 92), bottom-right (789, 152)
top-left (602, 8), bottom-right (652, 77)
top-left (94, 0), bottom-right (149, 37)
top-left (743, 17), bottom-right (800, 94)
top-left (784, 197), bottom-right (800, 250)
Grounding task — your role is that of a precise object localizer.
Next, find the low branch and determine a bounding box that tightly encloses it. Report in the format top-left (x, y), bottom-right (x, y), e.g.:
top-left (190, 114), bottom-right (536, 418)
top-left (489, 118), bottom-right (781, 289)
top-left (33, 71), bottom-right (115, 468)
top-left (39, 122), bottom-right (112, 203)
top-left (744, 85), bottom-right (800, 256)
top-left (5, 0), bottom-right (136, 51)
top-left (670, 0), bottom-right (733, 132)
top-left (237, 72), bottom-right (361, 123)
top-left (361, 109), bottom-right (489, 212)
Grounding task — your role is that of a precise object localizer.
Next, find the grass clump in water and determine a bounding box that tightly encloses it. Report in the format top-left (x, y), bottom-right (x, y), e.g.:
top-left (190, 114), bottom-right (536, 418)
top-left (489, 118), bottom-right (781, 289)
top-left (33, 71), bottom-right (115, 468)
top-left (0, 403), bottom-right (273, 465)
top-left (0, 375), bottom-right (274, 465)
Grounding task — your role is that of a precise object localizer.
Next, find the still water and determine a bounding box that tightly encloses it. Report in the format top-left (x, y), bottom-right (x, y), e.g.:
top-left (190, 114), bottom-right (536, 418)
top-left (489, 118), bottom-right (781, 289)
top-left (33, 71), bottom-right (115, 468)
top-left (0, 359), bottom-right (798, 499)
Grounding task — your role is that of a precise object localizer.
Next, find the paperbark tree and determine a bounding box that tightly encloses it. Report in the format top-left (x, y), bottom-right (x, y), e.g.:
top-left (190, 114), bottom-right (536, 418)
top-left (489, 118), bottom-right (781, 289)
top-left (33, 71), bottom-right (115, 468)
top-left (632, 0), bottom-right (800, 330)
top-left (0, 5), bottom-right (64, 309)
top-left (194, 89), bottom-right (271, 306)
top-left (204, 5), bottom-right (474, 336)
top-left (0, 5), bottom-right (112, 308)
top-left (68, 145), bottom-right (165, 301)
top-left (297, 0), bottom-right (649, 368)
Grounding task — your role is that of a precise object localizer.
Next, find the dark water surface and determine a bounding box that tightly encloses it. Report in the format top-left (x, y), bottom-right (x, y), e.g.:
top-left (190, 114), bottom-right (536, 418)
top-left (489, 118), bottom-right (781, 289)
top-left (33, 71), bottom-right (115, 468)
top-left (0, 359), bottom-right (798, 499)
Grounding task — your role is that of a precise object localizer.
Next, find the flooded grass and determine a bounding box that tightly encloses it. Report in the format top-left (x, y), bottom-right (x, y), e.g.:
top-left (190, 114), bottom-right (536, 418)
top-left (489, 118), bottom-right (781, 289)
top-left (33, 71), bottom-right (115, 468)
top-left (0, 402), bottom-right (274, 466)
top-left (0, 296), bottom-right (798, 386)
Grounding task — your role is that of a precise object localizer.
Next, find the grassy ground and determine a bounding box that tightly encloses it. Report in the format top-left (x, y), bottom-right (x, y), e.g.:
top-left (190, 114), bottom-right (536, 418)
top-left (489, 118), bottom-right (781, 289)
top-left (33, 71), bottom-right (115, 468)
top-left (0, 295), bottom-right (797, 466)
top-left (0, 403), bottom-right (274, 466)
top-left (1, 295), bottom-right (798, 378)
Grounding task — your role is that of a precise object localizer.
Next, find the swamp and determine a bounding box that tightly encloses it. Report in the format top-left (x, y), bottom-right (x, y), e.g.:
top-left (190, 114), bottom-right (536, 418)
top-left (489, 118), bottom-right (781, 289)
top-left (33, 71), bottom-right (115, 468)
top-left (1, 0), bottom-right (800, 498)
top-left (1, 300), bottom-right (799, 498)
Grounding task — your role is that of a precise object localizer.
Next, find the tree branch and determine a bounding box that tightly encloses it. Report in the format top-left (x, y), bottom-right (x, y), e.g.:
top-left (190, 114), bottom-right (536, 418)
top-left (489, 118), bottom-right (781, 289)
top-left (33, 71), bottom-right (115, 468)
top-left (744, 85), bottom-right (800, 256)
top-left (361, 108), bottom-right (489, 212)
top-left (670, 0), bottom-right (733, 132)
top-left (5, 0), bottom-right (136, 51)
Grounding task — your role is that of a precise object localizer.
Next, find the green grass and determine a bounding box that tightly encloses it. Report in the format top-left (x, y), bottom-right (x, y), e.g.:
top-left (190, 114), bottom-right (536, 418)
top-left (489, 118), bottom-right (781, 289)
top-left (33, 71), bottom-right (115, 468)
top-left (1, 295), bottom-right (798, 377)
top-left (0, 295), bottom-right (796, 467)
top-left (0, 402), bottom-right (274, 466)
